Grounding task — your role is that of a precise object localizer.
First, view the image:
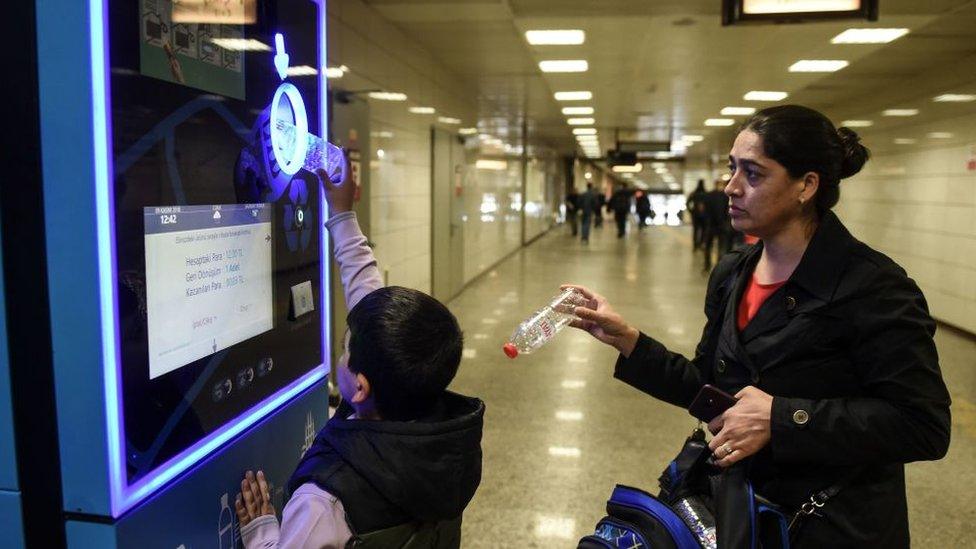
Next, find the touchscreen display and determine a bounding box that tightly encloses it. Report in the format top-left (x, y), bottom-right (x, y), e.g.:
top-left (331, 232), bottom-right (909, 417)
top-left (111, 0), bottom-right (324, 484)
top-left (144, 204), bottom-right (274, 379)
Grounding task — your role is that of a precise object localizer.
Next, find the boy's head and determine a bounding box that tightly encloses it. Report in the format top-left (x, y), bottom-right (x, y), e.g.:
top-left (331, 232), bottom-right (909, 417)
top-left (337, 286), bottom-right (464, 421)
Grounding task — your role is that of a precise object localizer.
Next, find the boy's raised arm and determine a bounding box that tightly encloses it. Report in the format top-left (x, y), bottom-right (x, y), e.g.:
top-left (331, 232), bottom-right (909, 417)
top-left (318, 165), bottom-right (383, 311)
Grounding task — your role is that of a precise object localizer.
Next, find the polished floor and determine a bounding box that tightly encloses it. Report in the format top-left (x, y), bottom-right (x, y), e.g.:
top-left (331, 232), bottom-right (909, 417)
top-left (447, 219), bottom-right (976, 548)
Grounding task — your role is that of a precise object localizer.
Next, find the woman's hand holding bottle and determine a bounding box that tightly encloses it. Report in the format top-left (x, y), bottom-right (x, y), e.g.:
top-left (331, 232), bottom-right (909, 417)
top-left (561, 284), bottom-right (640, 358)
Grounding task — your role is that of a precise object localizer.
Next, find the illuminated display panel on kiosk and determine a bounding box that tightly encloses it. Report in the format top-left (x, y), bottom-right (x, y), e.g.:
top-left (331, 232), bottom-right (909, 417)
top-left (107, 0), bottom-right (328, 501)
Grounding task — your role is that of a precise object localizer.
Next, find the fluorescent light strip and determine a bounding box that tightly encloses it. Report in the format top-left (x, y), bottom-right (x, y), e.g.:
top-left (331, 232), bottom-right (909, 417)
top-left (789, 60), bottom-right (849, 72)
top-left (927, 132), bottom-right (953, 139)
top-left (612, 163), bottom-right (642, 173)
top-left (324, 65), bottom-right (348, 79)
top-left (831, 28), bottom-right (909, 44)
top-left (408, 106), bottom-right (435, 114)
top-left (744, 91), bottom-right (788, 101)
top-left (705, 118), bottom-right (735, 126)
top-left (368, 91), bottom-right (408, 101)
top-left (933, 94), bottom-right (976, 102)
top-left (720, 107), bottom-right (755, 116)
top-left (539, 60), bottom-right (588, 73)
top-left (562, 106), bottom-right (594, 115)
top-left (841, 120), bottom-right (873, 127)
top-left (285, 65), bottom-right (318, 76)
top-left (883, 109), bottom-right (918, 116)
top-left (526, 29), bottom-right (585, 45)
top-left (554, 91), bottom-right (592, 101)
top-left (548, 446), bottom-right (582, 457)
top-left (682, 135), bottom-right (704, 142)
top-left (476, 159), bottom-right (508, 170)
top-left (567, 117), bottom-right (595, 125)
top-left (894, 138), bottom-right (917, 145)
top-left (208, 38), bottom-right (271, 51)
top-left (573, 128), bottom-right (597, 135)
top-left (438, 116), bottom-right (461, 124)
top-left (459, 127), bottom-right (478, 135)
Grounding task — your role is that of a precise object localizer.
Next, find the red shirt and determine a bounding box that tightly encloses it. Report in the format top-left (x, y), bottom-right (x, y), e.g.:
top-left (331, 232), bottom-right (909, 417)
top-left (737, 275), bottom-right (786, 331)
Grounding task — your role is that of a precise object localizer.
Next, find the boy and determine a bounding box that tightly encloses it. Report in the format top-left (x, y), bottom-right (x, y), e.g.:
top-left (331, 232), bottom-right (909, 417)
top-left (235, 164), bottom-right (485, 548)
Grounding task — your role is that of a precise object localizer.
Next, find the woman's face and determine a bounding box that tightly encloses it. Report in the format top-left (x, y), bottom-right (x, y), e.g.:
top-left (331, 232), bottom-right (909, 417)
top-left (725, 130), bottom-right (810, 238)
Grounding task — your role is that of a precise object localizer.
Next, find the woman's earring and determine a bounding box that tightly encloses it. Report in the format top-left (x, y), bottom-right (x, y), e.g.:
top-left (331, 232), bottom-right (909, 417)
top-left (799, 197), bottom-right (805, 204)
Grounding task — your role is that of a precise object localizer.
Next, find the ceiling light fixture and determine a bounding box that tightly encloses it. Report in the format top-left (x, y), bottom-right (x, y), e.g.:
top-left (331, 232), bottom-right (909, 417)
top-left (682, 135), bottom-right (704, 142)
top-left (612, 163), bottom-right (643, 173)
top-left (476, 160), bottom-right (508, 170)
top-left (894, 138), bottom-right (917, 145)
top-left (554, 91), bottom-right (592, 101)
top-left (720, 107), bottom-right (756, 116)
top-left (573, 128), bottom-right (597, 135)
top-left (562, 106), bottom-right (594, 115)
top-left (285, 65), bottom-right (318, 77)
top-left (209, 38), bottom-right (270, 51)
top-left (831, 28), bottom-right (909, 44)
top-left (744, 91), bottom-right (788, 101)
top-left (789, 59), bottom-right (849, 72)
top-left (324, 65), bottom-right (349, 79)
top-left (567, 117), bottom-right (595, 125)
top-left (438, 116), bottom-right (461, 124)
top-left (525, 30), bottom-right (585, 45)
top-left (933, 94), bottom-right (976, 102)
top-left (459, 127), bottom-right (478, 135)
top-left (883, 109), bottom-right (918, 117)
top-left (539, 60), bottom-right (588, 73)
top-left (705, 118), bottom-right (735, 126)
top-left (368, 92), bottom-right (408, 101)
top-left (408, 106), bottom-right (435, 114)
top-left (841, 120), bottom-right (873, 127)
top-left (927, 132), bottom-right (953, 139)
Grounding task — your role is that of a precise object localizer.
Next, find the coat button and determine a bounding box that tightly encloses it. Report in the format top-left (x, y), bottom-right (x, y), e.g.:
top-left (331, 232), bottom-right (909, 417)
top-left (792, 409), bottom-right (810, 425)
top-left (716, 359), bottom-right (727, 373)
top-left (786, 296), bottom-right (797, 311)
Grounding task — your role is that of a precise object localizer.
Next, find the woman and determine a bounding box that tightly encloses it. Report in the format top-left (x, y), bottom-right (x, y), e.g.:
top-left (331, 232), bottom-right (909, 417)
top-left (567, 105), bottom-right (951, 548)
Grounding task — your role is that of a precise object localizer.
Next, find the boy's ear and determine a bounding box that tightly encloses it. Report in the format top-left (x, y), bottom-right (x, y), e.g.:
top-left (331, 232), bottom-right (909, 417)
top-left (351, 372), bottom-right (371, 404)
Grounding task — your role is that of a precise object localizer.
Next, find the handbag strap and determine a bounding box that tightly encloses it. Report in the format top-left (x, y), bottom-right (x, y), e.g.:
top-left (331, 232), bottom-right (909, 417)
top-left (786, 470), bottom-right (859, 535)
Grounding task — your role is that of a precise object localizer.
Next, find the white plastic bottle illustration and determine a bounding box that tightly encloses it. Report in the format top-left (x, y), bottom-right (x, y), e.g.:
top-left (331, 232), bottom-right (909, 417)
top-left (503, 288), bottom-right (588, 358)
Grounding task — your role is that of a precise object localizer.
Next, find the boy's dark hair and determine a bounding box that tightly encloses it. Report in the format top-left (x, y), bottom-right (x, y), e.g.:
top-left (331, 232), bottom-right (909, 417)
top-left (346, 286), bottom-right (464, 421)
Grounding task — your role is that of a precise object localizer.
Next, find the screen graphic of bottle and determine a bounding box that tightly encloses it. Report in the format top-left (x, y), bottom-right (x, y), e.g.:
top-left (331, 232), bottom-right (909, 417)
top-left (268, 33), bottom-right (346, 184)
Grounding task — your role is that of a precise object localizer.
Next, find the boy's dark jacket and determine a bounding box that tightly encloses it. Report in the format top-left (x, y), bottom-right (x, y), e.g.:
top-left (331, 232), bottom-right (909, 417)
top-left (288, 391), bottom-right (484, 547)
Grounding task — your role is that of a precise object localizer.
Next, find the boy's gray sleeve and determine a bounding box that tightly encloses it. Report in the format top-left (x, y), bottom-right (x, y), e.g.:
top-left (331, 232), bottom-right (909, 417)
top-left (324, 211), bottom-right (384, 310)
top-left (239, 484), bottom-right (352, 549)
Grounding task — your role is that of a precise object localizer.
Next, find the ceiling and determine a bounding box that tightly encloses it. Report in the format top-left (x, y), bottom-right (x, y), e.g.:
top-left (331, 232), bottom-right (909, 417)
top-left (363, 0), bottom-right (976, 184)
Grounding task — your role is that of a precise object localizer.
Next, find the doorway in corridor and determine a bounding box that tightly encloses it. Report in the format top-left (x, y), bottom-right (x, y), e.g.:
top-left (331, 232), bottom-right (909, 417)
top-left (431, 127), bottom-right (466, 301)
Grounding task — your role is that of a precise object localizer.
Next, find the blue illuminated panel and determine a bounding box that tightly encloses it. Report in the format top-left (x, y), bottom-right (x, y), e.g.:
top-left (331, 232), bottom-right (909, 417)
top-left (86, 0), bottom-right (331, 516)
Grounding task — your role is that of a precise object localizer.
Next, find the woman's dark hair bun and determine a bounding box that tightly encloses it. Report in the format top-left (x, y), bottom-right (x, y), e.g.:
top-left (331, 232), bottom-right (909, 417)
top-left (837, 126), bottom-right (870, 180)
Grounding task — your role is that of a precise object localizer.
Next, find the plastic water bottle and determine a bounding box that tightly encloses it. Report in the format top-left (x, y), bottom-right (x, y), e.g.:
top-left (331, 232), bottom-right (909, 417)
top-left (503, 288), bottom-right (588, 358)
top-left (274, 119), bottom-right (346, 183)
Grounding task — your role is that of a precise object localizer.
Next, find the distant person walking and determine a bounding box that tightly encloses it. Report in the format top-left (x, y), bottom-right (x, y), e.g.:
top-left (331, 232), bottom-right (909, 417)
top-left (701, 178), bottom-right (733, 272)
top-left (565, 188), bottom-right (580, 236)
top-left (687, 179), bottom-right (707, 250)
top-left (634, 191), bottom-right (651, 230)
top-left (608, 183), bottom-right (633, 238)
top-left (578, 183), bottom-right (599, 243)
top-left (594, 190), bottom-right (606, 228)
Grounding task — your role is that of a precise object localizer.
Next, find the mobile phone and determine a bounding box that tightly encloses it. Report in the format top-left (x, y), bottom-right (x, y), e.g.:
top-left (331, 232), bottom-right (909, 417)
top-left (688, 384), bottom-right (738, 423)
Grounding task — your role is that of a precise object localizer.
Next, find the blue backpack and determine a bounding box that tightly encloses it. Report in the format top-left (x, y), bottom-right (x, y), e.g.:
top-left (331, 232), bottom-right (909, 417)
top-left (578, 428), bottom-right (794, 549)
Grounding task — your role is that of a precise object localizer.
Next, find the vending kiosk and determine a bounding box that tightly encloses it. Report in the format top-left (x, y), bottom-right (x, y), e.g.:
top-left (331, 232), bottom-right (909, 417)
top-left (30, 1), bottom-right (333, 546)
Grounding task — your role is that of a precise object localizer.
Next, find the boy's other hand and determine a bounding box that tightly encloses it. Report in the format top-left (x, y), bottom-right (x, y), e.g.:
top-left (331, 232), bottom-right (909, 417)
top-left (560, 284), bottom-right (639, 357)
top-left (317, 150), bottom-right (354, 217)
top-left (235, 470), bottom-right (275, 527)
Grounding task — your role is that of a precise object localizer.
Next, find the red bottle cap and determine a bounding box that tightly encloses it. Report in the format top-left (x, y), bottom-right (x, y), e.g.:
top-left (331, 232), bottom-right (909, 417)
top-left (502, 343), bottom-right (518, 359)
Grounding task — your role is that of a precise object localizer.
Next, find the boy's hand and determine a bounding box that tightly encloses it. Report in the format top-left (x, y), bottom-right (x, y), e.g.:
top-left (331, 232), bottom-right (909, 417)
top-left (317, 150), bottom-right (354, 218)
top-left (560, 284), bottom-right (640, 358)
top-left (235, 470), bottom-right (275, 527)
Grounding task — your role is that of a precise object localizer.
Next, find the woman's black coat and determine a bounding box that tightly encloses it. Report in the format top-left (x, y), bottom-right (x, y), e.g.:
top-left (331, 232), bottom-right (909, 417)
top-left (615, 211), bottom-right (951, 548)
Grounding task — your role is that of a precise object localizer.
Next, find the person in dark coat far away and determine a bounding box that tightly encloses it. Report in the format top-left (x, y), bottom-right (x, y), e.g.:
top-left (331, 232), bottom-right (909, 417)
top-left (564, 104), bottom-right (950, 548)
top-left (687, 179), bottom-right (707, 250)
top-left (634, 190), bottom-right (651, 230)
top-left (701, 178), bottom-right (734, 273)
top-left (578, 183), bottom-right (599, 243)
top-left (608, 183), bottom-right (633, 238)
top-left (565, 187), bottom-right (580, 236)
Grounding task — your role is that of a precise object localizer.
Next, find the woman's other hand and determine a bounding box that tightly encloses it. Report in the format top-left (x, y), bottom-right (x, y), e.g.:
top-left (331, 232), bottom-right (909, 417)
top-left (707, 386), bottom-right (773, 467)
top-left (235, 470), bottom-right (275, 527)
top-left (561, 284), bottom-right (640, 357)
top-left (317, 150), bottom-right (354, 217)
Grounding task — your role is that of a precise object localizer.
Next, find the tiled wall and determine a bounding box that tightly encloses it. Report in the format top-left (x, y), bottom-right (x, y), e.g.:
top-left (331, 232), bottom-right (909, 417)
top-left (328, 1), bottom-right (559, 293)
top-left (835, 112), bottom-right (976, 334)
top-left (327, 1), bottom-right (475, 292)
top-left (525, 156), bottom-right (560, 242)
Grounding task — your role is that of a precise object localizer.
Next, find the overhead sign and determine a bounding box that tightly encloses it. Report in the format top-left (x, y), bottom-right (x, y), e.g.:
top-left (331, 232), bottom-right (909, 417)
top-left (722, 0), bottom-right (878, 25)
